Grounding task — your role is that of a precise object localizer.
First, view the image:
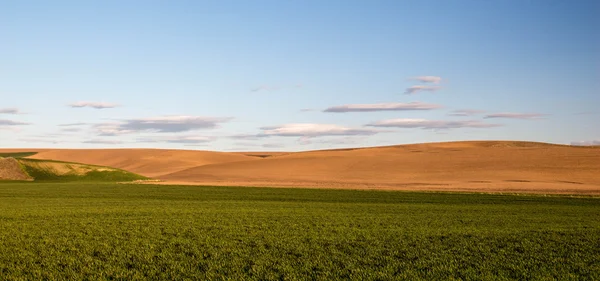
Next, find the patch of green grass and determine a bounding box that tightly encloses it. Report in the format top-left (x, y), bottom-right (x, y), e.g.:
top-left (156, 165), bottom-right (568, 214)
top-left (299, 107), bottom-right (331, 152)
top-left (0, 152), bottom-right (37, 158)
top-left (0, 182), bottom-right (598, 280)
top-left (17, 159), bottom-right (147, 182)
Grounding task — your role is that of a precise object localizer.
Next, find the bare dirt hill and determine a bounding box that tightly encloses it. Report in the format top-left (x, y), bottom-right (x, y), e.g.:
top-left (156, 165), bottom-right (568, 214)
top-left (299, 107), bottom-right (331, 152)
top-left (0, 157), bottom-right (32, 181)
top-left (27, 149), bottom-right (256, 177)
top-left (160, 141), bottom-right (600, 194)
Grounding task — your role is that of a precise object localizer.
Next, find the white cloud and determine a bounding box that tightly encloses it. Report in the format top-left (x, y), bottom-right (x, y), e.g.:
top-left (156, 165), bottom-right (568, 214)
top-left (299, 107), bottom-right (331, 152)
top-left (367, 118), bottom-right (501, 129)
top-left (410, 76), bottom-right (442, 84)
top-left (69, 101), bottom-right (119, 109)
top-left (259, 123), bottom-right (378, 137)
top-left (484, 113), bottom-right (546, 119)
top-left (448, 109), bottom-right (486, 116)
top-left (571, 140), bottom-right (600, 146)
top-left (94, 122), bottom-right (131, 136)
top-left (404, 85), bottom-right (442, 95)
top-left (324, 102), bottom-right (441, 112)
top-left (0, 108), bottom-right (21, 114)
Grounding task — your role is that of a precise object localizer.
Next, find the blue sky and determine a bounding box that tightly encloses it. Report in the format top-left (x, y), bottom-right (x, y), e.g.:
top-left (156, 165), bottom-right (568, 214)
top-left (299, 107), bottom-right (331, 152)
top-left (1, 0), bottom-right (599, 151)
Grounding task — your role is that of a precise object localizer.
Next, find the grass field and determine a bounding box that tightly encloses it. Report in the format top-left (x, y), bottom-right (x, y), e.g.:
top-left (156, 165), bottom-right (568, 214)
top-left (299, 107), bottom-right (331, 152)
top-left (17, 158), bottom-right (147, 182)
top-left (0, 182), bottom-right (598, 280)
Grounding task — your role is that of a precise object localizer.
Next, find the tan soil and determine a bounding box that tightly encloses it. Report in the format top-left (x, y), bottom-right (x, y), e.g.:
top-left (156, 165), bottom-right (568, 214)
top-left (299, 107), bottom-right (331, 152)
top-left (0, 157), bottom-right (32, 181)
top-left (2, 141), bottom-right (599, 195)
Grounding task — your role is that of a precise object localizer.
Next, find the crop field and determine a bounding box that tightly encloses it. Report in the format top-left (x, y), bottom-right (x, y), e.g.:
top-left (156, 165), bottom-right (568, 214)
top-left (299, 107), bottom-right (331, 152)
top-left (0, 182), bottom-right (598, 280)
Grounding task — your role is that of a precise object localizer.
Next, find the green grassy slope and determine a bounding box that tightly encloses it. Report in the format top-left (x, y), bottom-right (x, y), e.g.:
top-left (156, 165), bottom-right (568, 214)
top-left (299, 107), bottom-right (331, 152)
top-left (16, 158), bottom-right (147, 182)
top-left (0, 152), bottom-right (38, 158)
top-left (0, 182), bottom-right (598, 280)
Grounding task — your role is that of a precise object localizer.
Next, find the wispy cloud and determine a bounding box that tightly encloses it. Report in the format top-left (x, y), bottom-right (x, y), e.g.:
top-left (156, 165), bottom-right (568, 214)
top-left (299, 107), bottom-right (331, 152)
top-left (0, 108), bottom-right (21, 114)
top-left (121, 116), bottom-right (232, 133)
top-left (367, 118), bottom-right (501, 130)
top-left (314, 136), bottom-right (369, 145)
top-left (324, 102), bottom-right (441, 113)
top-left (0, 119), bottom-right (30, 126)
top-left (69, 101), bottom-right (119, 109)
top-left (137, 136), bottom-right (216, 144)
top-left (18, 138), bottom-right (60, 144)
top-left (484, 113), bottom-right (546, 119)
top-left (409, 76), bottom-right (442, 84)
top-left (95, 116), bottom-right (232, 136)
top-left (571, 140), bottom-right (600, 146)
top-left (59, 123), bottom-right (88, 126)
top-left (300, 108), bottom-right (316, 112)
top-left (60, 127), bottom-right (83, 133)
top-left (404, 85), bottom-right (441, 95)
top-left (262, 143), bottom-right (285, 148)
top-left (259, 123), bottom-right (378, 137)
top-left (82, 139), bottom-right (124, 145)
top-left (229, 134), bottom-right (263, 140)
top-left (448, 109), bottom-right (486, 116)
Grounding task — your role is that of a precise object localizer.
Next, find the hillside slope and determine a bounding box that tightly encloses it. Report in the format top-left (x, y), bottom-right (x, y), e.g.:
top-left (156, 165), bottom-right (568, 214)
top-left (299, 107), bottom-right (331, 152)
top-left (29, 149), bottom-right (256, 177)
top-left (160, 141), bottom-right (600, 194)
top-left (0, 157), bottom-right (32, 181)
top-left (17, 159), bottom-right (146, 182)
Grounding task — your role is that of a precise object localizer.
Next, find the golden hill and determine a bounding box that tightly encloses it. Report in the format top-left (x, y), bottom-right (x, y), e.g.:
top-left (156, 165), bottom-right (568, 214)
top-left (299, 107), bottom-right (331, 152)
top-left (27, 149), bottom-right (256, 177)
top-left (159, 141), bottom-right (600, 194)
top-left (2, 141), bottom-right (599, 194)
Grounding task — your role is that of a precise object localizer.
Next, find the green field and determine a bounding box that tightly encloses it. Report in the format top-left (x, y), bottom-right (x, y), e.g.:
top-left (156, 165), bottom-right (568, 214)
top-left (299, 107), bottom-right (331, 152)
top-left (0, 182), bottom-right (598, 280)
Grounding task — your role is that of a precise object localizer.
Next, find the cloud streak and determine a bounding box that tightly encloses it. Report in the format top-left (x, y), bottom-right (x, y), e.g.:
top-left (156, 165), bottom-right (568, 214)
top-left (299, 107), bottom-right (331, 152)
top-left (0, 119), bottom-right (29, 126)
top-left (82, 139), bottom-right (124, 145)
top-left (571, 140), bottom-right (600, 146)
top-left (410, 76), bottom-right (442, 84)
top-left (95, 116), bottom-right (232, 136)
top-left (59, 123), bottom-right (88, 126)
top-left (448, 109), bottom-right (486, 116)
top-left (259, 123), bottom-right (378, 137)
top-left (324, 102), bottom-right (441, 113)
top-left (0, 108), bottom-right (21, 114)
top-left (484, 113), bottom-right (546, 119)
top-left (404, 85), bottom-right (441, 95)
top-left (137, 136), bottom-right (216, 144)
top-left (367, 118), bottom-right (501, 130)
top-left (69, 101), bottom-right (119, 109)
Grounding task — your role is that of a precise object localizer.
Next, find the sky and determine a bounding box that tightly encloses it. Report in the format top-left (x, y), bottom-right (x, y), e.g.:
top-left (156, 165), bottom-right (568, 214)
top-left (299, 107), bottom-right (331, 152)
top-left (1, 0), bottom-right (599, 151)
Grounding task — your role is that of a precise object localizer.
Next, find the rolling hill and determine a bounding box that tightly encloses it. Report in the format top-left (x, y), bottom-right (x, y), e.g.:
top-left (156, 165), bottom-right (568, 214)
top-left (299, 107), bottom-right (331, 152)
top-left (1, 141), bottom-right (599, 194)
